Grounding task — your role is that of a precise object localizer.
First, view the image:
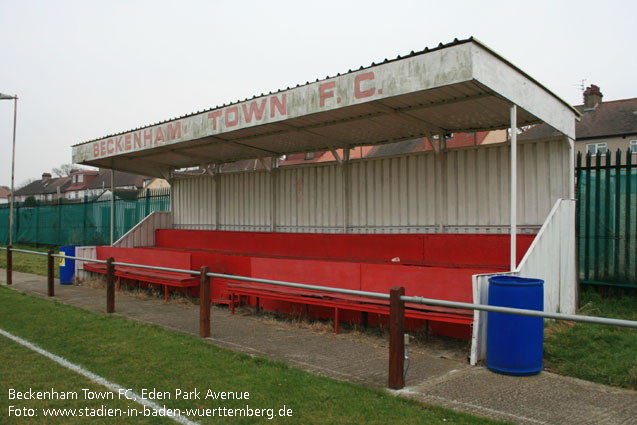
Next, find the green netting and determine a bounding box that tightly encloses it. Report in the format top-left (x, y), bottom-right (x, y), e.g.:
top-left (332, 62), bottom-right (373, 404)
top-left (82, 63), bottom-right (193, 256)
top-left (576, 167), bottom-right (637, 285)
top-left (0, 189), bottom-right (170, 246)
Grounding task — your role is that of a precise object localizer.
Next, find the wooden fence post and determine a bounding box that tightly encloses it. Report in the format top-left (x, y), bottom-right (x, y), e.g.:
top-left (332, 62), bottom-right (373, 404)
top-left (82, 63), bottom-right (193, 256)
top-left (389, 286), bottom-right (405, 389)
top-left (6, 245), bottom-right (12, 285)
top-left (106, 257), bottom-right (115, 313)
top-left (47, 249), bottom-right (54, 297)
top-left (200, 266), bottom-right (211, 338)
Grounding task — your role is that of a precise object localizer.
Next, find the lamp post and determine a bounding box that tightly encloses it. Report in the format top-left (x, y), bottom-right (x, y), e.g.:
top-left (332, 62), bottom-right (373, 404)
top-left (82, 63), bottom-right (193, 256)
top-left (1, 93), bottom-right (18, 246)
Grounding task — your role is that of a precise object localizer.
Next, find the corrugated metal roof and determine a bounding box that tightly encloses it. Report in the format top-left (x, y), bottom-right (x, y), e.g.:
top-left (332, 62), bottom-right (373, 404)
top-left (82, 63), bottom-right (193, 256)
top-left (72, 37), bottom-right (580, 178)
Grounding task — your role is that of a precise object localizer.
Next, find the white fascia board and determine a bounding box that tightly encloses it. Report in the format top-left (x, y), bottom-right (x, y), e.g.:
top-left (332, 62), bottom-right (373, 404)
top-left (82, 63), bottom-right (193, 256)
top-left (72, 44), bottom-right (475, 165)
top-left (470, 43), bottom-right (576, 139)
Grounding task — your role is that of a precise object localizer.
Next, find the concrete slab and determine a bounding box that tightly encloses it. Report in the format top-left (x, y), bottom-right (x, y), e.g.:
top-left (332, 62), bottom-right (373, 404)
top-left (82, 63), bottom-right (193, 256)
top-left (1, 270), bottom-right (635, 424)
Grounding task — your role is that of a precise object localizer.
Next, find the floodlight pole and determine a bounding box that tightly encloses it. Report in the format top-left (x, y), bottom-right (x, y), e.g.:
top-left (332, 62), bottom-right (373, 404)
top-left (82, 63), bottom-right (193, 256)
top-left (0, 93), bottom-right (18, 246)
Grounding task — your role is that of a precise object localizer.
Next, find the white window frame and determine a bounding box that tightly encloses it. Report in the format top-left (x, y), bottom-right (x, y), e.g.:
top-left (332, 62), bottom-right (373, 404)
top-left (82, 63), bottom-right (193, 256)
top-left (586, 142), bottom-right (607, 155)
top-left (630, 139), bottom-right (637, 154)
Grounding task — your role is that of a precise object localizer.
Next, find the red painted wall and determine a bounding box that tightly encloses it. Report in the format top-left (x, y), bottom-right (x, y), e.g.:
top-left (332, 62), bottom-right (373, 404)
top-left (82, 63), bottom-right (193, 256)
top-left (155, 230), bottom-right (534, 269)
top-left (106, 230), bottom-right (538, 339)
top-left (95, 246), bottom-right (192, 269)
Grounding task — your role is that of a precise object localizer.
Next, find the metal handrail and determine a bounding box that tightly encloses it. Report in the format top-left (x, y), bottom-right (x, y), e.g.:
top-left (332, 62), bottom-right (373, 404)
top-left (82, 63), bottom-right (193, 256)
top-left (208, 272), bottom-right (389, 300)
top-left (209, 271), bottom-right (637, 328)
top-left (111, 261), bottom-right (200, 276)
top-left (3, 246), bottom-right (637, 328)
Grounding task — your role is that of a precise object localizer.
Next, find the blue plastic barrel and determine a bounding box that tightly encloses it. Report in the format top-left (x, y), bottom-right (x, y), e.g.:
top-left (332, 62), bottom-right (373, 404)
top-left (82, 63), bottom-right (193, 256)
top-left (59, 245), bottom-right (76, 285)
top-left (486, 275), bottom-right (544, 376)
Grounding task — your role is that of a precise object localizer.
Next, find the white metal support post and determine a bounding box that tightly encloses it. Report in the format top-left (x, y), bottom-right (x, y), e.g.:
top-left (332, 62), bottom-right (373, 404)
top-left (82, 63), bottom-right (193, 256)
top-left (510, 105), bottom-right (517, 271)
top-left (271, 156), bottom-right (278, 232)
top-left (568, 138), bottom-right (575, 199)
top-left (214, 168), bottom-right (221, 230)
top-left (342, 148), bottom-right (350, 234)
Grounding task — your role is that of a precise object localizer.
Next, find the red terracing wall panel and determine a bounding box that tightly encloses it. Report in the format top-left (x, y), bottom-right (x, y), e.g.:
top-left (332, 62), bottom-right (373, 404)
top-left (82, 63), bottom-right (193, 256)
top-left (139, 230), bottom-right (539, 339)
top-left (189, 251), bottom-right (252, 301)
top-left (251, 257), bottom-right (362, 291)
top-left (95, 247), bottom-right (192, 270)
top-left (155, 230), bottom-right (535, 269)
top-left (422, 234), bottom-right (535, 268)
top-left (156, 230), bottom-right (423, 264)
top-left (360, 263), bottom-right (493, 303)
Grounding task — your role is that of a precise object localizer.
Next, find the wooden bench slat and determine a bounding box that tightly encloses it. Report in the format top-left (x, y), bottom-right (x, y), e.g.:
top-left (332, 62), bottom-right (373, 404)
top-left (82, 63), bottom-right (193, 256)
top-left (224, 281), bottom-right (472, 334)
top-left (84, 262), bottom-right (198, 302)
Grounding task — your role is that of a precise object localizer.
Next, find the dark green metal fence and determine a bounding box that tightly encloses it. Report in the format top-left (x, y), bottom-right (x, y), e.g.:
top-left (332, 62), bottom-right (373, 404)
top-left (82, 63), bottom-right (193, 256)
top-left (576, 150), bottom-right (636, 288)
top-left (0, 188), bottom-right (170, 246)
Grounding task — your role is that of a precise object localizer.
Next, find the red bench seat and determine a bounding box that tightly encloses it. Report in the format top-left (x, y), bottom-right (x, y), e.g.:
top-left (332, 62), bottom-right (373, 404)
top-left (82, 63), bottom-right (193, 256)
top-left (83, 247), bottom-right (198, 302)
top-left (224, 281), bottom-right (473, 334)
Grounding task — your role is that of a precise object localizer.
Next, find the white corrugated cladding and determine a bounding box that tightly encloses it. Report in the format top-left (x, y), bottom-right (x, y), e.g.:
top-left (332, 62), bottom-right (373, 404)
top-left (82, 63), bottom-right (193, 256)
top-left (277, 164), bottom-right (343, 232)
top-left (173, 138), bottom-right (569, 234)
top-left (173, 175), bottom-right (216, 230)
top-left (221, 171), bottom-right (271, 231)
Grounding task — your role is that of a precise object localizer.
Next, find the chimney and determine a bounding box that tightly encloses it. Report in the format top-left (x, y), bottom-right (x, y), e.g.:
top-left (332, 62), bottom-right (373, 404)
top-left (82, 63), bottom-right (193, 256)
top-left (42, 173), bottom-right (52, 181)
top-left (583, 84), bottom-right (603, 109)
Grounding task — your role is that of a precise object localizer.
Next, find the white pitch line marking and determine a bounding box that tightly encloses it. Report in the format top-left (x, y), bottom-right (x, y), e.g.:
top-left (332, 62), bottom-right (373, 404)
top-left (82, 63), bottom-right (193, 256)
top-left (0, 328), bottom-right (199, 425)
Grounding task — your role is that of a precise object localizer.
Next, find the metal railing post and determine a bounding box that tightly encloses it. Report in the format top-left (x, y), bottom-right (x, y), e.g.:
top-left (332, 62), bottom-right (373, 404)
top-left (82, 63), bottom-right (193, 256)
top-left (106, 257), bottom-right (115, 313)
top-left (389, 286), bottom-right (405, 389)
top-left (6, 245), bottom-right (12, 285)
top-left (200, 266), bottom-right (211, 338)
top-left (47, 249), bottom-right (54, 297)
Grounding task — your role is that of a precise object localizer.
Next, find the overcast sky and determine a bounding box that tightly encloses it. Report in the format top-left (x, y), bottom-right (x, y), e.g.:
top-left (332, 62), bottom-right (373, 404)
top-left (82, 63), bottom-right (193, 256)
top-left (1, 0), bottom-right (636, 187)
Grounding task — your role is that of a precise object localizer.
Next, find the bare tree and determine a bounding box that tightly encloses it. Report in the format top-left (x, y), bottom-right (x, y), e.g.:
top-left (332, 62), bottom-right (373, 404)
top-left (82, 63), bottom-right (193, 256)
top-left (52, 163), bottom-right (80, 177)
top-left (16, 178), bottom-right (36, 189)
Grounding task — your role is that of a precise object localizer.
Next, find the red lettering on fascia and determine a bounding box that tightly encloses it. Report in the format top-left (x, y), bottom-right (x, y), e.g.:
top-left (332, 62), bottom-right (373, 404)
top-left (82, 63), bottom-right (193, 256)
top-left (93, 143), bottom-right (100, 158)
top-left (107, 139), bottom-right (115, 154)
top-left (270, 94), bottom-right (286, 118)
top-left (125, 134), bottom-right (132, 151)
top-left (134, 132), bottom-right (142, 149)
top-left (144, 129), bottom-right (153, 147)
top-left (243, 99), bottom-right (267, 123)
top-left (355, 72), bottom-right (375, 99)
top-left (166, 122), bottom-right (181, 140)
top-left (208, 111), bottom-right (222, 130)
top-left (225, 106), bottom-right (239, 127)
top-left (115, 136), bottom-right (124, 153)
top-left (319, 82), bottom-right (335, 107)
top-left (100, 141), bottom-right (106, 156)
top-left (155, 127), bottom-right (165, 144)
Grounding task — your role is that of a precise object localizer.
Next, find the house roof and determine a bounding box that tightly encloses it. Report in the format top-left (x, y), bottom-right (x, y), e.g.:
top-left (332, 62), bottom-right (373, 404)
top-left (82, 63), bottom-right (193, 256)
top-left (0, 186), bottom-right (10, 198)
top-left (65, 171), bottom-right (99, 192)
top-left (72, 37), bottom-right (578, 178)
top-left (14, 177), bottom-right (72, 196)
top-left (520, 97), bottom-right (637, 141)
top-left (86, 170), bottom-right (149, 190)
top-left (366, 131), bottom-right (490, 158)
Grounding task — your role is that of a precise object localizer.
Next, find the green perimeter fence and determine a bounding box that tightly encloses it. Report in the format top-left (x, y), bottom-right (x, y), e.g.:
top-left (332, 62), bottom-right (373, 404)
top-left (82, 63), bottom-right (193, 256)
top-left (577, 150), bottom-right (636, 288)
top-left (0, 188), bottom-right (170, 246)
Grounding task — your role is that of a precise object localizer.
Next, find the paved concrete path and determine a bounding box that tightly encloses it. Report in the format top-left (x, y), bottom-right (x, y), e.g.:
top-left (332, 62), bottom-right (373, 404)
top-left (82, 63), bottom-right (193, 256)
top-left (1, 270), bottom-right (635, 425)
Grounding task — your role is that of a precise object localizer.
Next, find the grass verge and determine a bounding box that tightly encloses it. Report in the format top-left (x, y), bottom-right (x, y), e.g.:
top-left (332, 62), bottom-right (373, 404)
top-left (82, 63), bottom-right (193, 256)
top-left (0, 287), bottom-right (510, 424)
top-left (543, 288), bottom-right (637, 389)
top-left (1, 338), bottom-right (170, 424)
top-left (0, 244), bottom-right (60, 279)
